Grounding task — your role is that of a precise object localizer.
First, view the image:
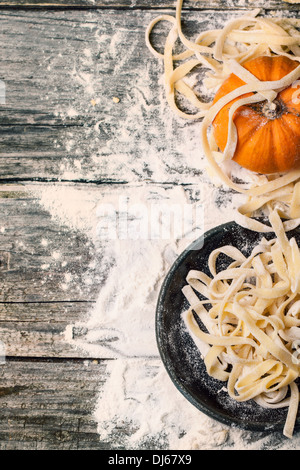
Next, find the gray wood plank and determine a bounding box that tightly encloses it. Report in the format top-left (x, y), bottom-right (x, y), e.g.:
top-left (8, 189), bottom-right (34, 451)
top-left (0, 0), bottom-right (298, 451)
top-left (0, 179), bottom-right (211, 359)
top-left (0, 0), bottom-right (298, 11)
top-left (0, 303), bottom-right (94, 357)
top-left (3, 7), bottom-right (299, 184)
top-left (0, 185), bottom-right (104, 358)
top-left (0, 299), bottom-right (93, 323)
top-left (0, 186), bottom-right (104, 302)
top-left (0, 8), bottom-right (166, 183)
top-left (0, 358), bottom-right (110, 449)
top-left (0, 358), bottom-right (166, 450)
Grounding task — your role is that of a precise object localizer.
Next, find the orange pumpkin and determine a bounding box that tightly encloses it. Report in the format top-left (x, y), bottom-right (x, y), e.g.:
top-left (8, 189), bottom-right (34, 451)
top-left (212, 56), bottom-right (300, 174)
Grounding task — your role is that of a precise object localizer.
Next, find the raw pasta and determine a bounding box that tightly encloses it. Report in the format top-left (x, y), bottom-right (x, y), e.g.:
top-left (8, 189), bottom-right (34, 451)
top-left (146, 0), bottom-right (300, 438)
top-left (146, 0), bottom-right (300, 232)
top-left (182, 210), bottom-right (300, 438)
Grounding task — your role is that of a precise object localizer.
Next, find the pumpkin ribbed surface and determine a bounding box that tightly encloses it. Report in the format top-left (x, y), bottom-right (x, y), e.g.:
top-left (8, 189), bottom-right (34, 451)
top-left (212, 56), bottom-right (300, 174)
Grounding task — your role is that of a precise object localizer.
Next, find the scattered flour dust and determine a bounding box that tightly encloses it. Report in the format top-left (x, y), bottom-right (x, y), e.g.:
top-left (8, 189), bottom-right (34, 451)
top-left (32, 180), bottom-right (300, 450)
top-left (96, 358), bottom-right (230, 450)
top-left (15, 5), bottom-right (300, 449)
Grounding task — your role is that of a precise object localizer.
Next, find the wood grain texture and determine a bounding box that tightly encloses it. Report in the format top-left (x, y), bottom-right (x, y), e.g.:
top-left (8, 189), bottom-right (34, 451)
top-left (0, 0), bottom-right (298, 11)
top-left (0, 186), bottom-right (100, 358)
top-left (0, 189), bottom-right (103, 302)
top-left (0, 358), bottom-right (164, 450)
top-left (0, 182), bottom-right (140, 448)
top-left (0, 0), bottom-right (299, 450)
top-left (0, 303), bottom-right (95, 357)
top-left (0, 8), bottom-right (165, 184)
top-left (0, 182), bottom-right (207, 358)
top-left (0, 359), bottom-right (109, 450)
top-left (5, 8), bottom-right (300, 184)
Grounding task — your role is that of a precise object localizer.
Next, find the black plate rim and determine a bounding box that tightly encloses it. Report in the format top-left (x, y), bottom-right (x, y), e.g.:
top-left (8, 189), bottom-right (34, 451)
top-left (155, 220), bottom-right (297, 434)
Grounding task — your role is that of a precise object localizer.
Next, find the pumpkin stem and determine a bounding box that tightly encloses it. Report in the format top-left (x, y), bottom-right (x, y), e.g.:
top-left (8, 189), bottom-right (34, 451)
top-left (261, 99), bottom-right (283, 120)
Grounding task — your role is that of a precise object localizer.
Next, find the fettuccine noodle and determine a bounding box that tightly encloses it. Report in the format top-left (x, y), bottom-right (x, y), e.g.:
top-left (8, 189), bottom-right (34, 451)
top-left (182, 210), bottom-right (300, 438)
top-left (146, 0), bottom-right (300, 232)
top-left (147, 1), bottom-right (300, 436)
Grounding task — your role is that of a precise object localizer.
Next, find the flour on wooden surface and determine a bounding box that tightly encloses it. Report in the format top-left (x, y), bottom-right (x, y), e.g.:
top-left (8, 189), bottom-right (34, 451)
top-left (35, 183), bottom-right (213, 358)
top-left (32, 180), bottom-right (300, 450)
top-left (95, 358), bottom-right (300, 450)
top-left (95, 358), bottom-right (230, 450)
top-left (29, 7), bottom-right (300, 449)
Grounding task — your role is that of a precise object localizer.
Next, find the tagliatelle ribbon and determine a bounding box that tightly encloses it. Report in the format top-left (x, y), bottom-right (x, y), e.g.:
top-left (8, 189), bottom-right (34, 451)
top-left (146, 0), bottom-right (300, 438)
top-left (182, 210), bottom-right (300, 438)
top-left (146, 0), bottom-right (300, 232)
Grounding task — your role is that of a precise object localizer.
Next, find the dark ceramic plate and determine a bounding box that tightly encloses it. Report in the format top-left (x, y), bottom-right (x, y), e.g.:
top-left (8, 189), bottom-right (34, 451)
top-left (156, 220), bottom-right (300, 433)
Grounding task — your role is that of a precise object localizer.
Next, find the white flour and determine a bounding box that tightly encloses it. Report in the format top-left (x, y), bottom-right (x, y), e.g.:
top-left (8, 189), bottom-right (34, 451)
top-left (33, 180), bottom-right (300, 450)
top-left (93, 358), bottom-right (300, 450)
top-left (35, 182), bottom-right (225, 358)
top-left (95, 358), bottom-right (231, 450)
top-left (30, 8), bottom-right (300, 450)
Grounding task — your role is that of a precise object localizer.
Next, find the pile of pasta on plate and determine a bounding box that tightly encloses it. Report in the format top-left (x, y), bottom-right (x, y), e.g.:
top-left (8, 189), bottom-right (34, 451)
top-left (147, 0), bottom-right (300, 438)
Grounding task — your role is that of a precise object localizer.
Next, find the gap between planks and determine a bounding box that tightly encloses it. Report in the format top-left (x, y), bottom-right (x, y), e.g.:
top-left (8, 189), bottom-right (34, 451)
top-left (0, 1), bottom-right (297, 12)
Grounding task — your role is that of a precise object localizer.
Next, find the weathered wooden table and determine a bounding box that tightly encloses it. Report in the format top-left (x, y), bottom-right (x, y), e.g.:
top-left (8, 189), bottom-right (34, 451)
top-left (0, 0), bottom-right (299, 451)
